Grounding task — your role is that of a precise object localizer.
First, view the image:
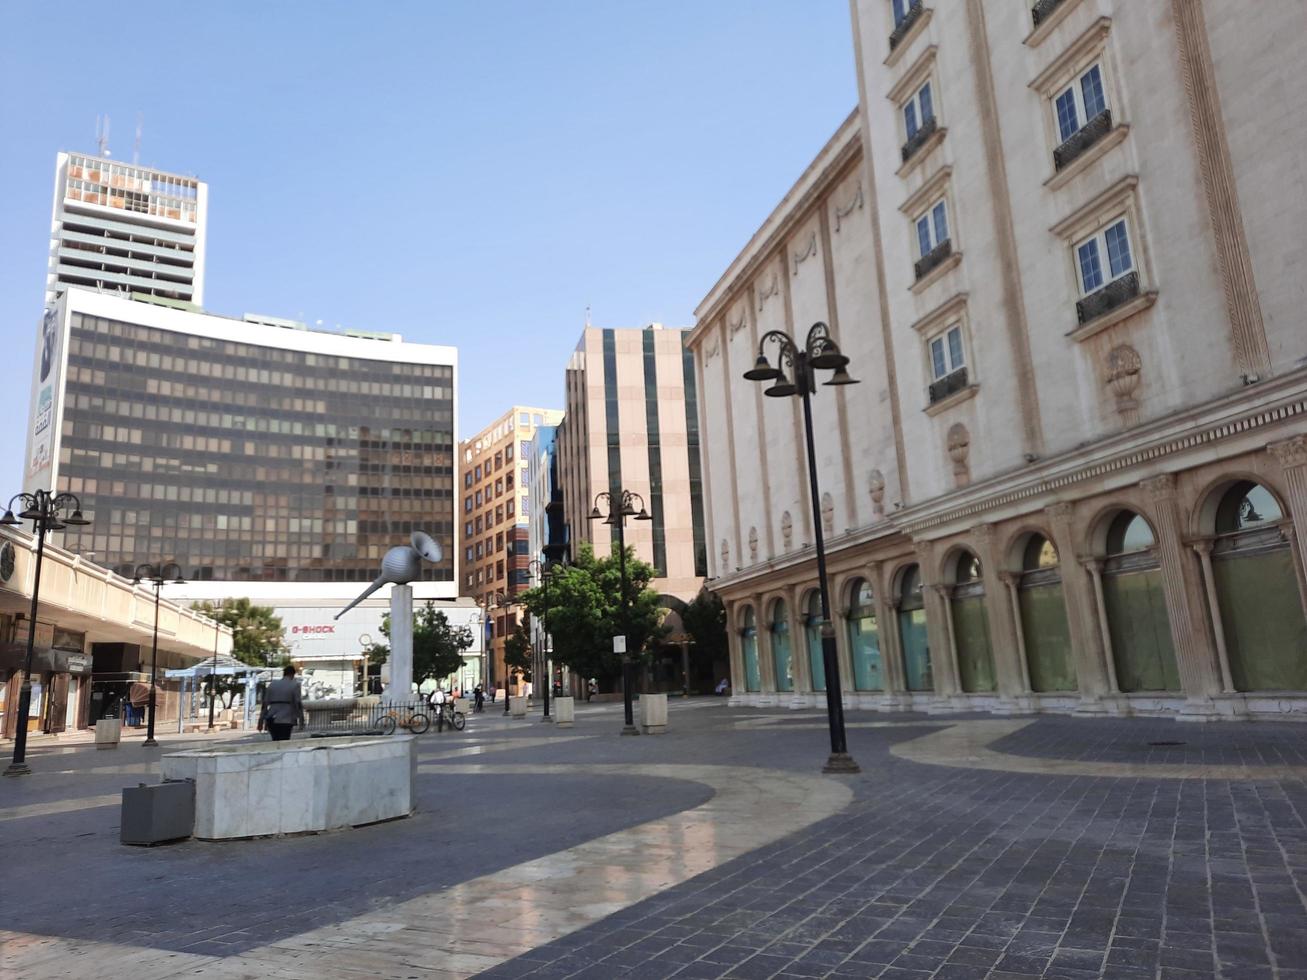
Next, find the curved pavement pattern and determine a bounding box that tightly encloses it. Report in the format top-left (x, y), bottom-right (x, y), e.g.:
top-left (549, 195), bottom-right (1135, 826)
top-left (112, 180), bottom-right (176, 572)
top-left (0, 762), bottom-right (853, 980)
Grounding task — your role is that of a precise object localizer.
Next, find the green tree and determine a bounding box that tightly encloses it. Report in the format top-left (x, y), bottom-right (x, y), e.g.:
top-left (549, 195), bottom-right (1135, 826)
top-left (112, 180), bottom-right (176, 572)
top-left (682, 587), bottom-right (728, 664)
top-left (503, 620), bottom-right (533, 684)
top-left (191, 597), bottom-right (289, 666)
top-left (515, 542), bottom-right (668, 682)
top-left (378, 601), bottom-right (474, 687)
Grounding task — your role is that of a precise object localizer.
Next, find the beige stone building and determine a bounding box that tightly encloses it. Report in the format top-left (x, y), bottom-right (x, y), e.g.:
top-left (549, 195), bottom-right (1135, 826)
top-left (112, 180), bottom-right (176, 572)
top-left (556, 325), bottom-right (708, 604)
top-left (459, 407), bottom-right (563, 694)
top-left (686, 0), bottom-right (1307, 719)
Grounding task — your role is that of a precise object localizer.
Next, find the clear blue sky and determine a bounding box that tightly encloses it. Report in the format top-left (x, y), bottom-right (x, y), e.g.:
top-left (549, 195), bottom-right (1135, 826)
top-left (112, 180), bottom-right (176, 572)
top-left (0, 1), bottom-right (854, 494)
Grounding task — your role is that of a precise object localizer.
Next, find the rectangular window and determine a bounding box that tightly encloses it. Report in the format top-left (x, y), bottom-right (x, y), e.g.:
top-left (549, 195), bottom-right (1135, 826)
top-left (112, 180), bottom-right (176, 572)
top-left (1075, 218), bottom-right (1132, 294)
top-left (1054, 64), bottom-right (1108, 142)
top-left (903, 81), bottom-right (933, 139)
top-left (928, 325), bottom-right (966, 380)
top-left (915, 200), bottom-right (949, 257)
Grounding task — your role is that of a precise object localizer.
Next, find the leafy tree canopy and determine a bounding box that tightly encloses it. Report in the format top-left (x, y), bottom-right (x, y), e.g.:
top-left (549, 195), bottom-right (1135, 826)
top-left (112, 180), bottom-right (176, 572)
top-left (515, 542), bottom-right (667, 681)
top-left (682, 587), bottom-right (728, 663)
top-left (379, 601), bottom-right (474, 687)
top-left (503, 620), bottom-right (533, 682)
top-left (191, 597), bottom-right (289, 667)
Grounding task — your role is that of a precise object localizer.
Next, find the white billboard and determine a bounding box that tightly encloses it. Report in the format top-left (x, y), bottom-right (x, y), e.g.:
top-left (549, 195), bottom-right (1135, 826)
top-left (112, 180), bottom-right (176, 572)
top-left (25, 304), bottom-right (66, 489)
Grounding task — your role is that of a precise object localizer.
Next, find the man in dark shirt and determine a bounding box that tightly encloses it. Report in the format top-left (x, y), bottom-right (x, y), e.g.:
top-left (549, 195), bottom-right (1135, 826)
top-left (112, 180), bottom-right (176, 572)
top-left (258, 665), bottom-right (306, 741)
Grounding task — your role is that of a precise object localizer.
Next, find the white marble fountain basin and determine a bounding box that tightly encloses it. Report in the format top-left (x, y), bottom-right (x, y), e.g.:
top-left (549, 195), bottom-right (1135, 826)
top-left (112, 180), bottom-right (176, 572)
top-left (160, 735), bottom-right (416, 840)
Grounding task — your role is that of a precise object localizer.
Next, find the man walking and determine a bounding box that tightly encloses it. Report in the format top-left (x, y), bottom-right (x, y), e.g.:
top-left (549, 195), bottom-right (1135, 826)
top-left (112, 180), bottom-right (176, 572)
top-left (258, 665), bottom-right (306, 741)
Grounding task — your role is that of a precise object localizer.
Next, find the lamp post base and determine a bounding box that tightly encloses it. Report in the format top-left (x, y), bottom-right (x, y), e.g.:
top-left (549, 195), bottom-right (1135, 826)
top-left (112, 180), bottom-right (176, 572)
top-left (3, 762), bottom-right (31, 777)
top-left (142, 738), bottom-right (159, 748)
top-left (620, 724), bottom-right (640, 737)
top-left (822, 752), bottom-right (861, 775)
top-left (540, 714), bottom-right (553, 723)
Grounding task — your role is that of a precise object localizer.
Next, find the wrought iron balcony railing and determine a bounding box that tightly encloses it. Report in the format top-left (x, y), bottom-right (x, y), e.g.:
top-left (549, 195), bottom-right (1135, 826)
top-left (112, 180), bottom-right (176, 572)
top-left (889, 1), bottom-right (925, 50)
top-left (1053, 110), bottom-right (1113, 171)
top-left (928, 366), bottom-right (968, 405)
top-left (1076, 271), bottom-right (1140, 324)
top-left (914, 239), bottom-right (953, 282)
top-left (901, 116), bottom-right (939, 164)
top-left (1031, 0), bottom-right (1067, 28)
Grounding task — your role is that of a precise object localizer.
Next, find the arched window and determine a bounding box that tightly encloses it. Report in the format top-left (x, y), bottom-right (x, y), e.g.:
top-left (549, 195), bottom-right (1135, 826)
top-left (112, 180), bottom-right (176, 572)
top-left (1101, 511), bottom-right (1178, 692)
top-left (1210, 482), bottom-right (1306, 691)
top-left (950, 551), bottom-right (995, 692)
top-left (846, 578), bottom-right (881, 691)
top-left (769, 599), bottom-right (793, 693)
top-left (896, 564), bottom-right (931, 691)
top-left (1017, 533), bottom-right (1076, 692)
top-left (740, 606), bottom-right (761, 692)
top-left (802, 590), bottom-right (826, 691)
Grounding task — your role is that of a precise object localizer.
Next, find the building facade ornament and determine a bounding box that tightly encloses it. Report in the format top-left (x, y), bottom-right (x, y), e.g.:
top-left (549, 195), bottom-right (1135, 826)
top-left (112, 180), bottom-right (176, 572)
top-left (756, 273), bottom-right (779, 311)
top-left (946, 423), bottom-right (971, 485)
top-left (868, 470), bottom-right (886, 517)
top-left (1105, 344), bottom-right (1142, 425)
top-left (1142, 473), bottom-right (1178, 500)
top-left (790, 232), bottom-right (818, 274)
top-left (833, 182), bottom-right (864, 232)
top-left (748, 526), bottom-right (759, 563)
top-left (780, 512), bottom-right (793, 551)
top-left (1269, 435), bottom-right (1307, 470)
top-left (820, 494), bottom-right (834, 535)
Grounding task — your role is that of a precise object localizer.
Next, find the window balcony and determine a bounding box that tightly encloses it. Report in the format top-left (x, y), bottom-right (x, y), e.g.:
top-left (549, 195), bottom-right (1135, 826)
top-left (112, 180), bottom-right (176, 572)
top-left (1053, 109), bottom-right (1113, 171)
top-left (890, 1), bottom-right (925, 51)
top-left (928, 366), bottom-right (968, 405)
top-left (914, 238), bottom-right (953, 282)
top-left (901, 116), bottom-right (939, 164)
top-left (1031, 0), bottom-right (1068, 28)
top-left (1076, 270), bottom-right (1139, 324)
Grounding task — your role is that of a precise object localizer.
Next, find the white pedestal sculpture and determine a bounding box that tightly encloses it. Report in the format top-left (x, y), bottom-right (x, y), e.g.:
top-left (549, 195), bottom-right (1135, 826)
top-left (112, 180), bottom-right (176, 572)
top-left (553, 696), bottom-right (575, 727)
top-left (387, 584), bottom-right (413, 704)
top-left (95, 718), bottom-right (121, 749)
top-left (162, 735), bottom-right (415, 839)
top-left (640, 692), bottom-right (668, 734)
top-left (510, 695), bottom-right (528, 718)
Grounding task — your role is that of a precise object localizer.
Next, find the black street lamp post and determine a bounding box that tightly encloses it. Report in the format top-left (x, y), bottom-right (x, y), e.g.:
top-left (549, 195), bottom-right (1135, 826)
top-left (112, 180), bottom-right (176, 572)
top-left (743, 322), bottom-right (861, 774)
top-left (527, 554), bottom-right (566, 723)
top-left (1, 490), bottom-right (91, 777)
top-left (132, 562), bottom-right (186, 748)
top-left (206, 627), bottom-right (219, 731)
top-left (588, 489), bottom-right (652, 736)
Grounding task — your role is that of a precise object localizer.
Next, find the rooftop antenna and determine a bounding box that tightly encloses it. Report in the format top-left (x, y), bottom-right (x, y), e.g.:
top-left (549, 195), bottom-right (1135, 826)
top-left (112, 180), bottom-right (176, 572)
top-left (95, 115), bottom-right (111, 158)
top-left (133, 113), bottom-right (143, 165)
top-left (584, 305), bottom-right (591, 328)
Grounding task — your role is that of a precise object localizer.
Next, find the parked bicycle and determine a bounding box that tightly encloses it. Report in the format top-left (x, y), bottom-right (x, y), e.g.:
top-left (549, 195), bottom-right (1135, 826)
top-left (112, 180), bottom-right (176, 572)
top-left (377, 704), bottom-right (430, 735)
top-left (433, 700), bottom-right (466, 732)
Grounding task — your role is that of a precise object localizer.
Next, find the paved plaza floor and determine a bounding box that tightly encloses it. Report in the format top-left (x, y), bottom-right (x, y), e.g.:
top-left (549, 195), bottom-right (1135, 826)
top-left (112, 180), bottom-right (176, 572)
top-left (3, 700), bottom-right (1307, 979)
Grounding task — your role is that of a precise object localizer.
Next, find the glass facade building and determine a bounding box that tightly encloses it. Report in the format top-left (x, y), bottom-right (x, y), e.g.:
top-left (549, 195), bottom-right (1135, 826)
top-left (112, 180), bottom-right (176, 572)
top-left (44, 291), bottom-right (456, 587)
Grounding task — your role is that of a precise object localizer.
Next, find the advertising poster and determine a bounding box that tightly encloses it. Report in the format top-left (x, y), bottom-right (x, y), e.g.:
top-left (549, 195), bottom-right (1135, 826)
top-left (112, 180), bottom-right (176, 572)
top-left (25, 306), bottom-right (63, 488)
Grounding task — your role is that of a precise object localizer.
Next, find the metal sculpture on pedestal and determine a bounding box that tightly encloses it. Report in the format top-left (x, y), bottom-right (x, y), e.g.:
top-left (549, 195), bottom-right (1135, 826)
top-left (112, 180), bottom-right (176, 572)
top-left (335, 531), bottom-right (442, 702)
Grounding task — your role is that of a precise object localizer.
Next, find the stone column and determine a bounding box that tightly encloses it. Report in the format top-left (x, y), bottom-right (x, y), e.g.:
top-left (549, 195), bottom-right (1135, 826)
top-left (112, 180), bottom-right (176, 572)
top-left (1080, 559), bottom-right (1121, 695)
top-left (1270, 436), bottom-right (1307, 596)
top-left (972, 525), bottom-right (1026, 703)
top-left (871, 561), bottom-right (909, 710)
top-left (1142, 474), bottom-right (1224, 712)
top-left (725, 600), bottom-right (745, 706)
top-left (930, 582), bottom-right (967, 709)
top-left (1191, 540), bottom-right (1236, 694)
top-left (755, 592), bottom-right (777, 706)
top-left (1046, 502), bottom-right (1111, 710)
top-left (829, 579), bottom-right (857, 709)
top-left (387, 584), bottom-right (413, 704)
top-left (787, 583), bottom-right (812, 707)
top-left (914, 540), bottom-right (957, 706)
top-left (997, 572), bottom-right (1035, 702)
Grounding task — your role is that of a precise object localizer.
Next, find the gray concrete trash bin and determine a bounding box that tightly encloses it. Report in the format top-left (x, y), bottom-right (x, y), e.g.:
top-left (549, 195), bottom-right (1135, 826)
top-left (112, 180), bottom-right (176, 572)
top-left (121, 780), bottom-right (195, 846)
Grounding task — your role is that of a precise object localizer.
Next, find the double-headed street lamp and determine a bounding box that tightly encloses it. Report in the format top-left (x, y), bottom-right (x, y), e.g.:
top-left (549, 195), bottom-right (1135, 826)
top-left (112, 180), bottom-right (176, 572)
top-left (1, 491), bottom-right (90, 777)
top-left (744, 322), bottom-right (861, 775)
top-left (588, 489), bottom-right (652, 736)
top-left (526, 554), bottom-right (566, 723)
top-left (132, 562), bottom-right (186, 748)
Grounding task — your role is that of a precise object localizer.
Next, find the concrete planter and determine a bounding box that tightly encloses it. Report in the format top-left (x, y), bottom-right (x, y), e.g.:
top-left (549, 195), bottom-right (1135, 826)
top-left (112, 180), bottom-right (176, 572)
top-left (161, 735), bottom-right (415, 840)
top-left (553, 696), bottom-right (575, 728)
top-left (95, 718), bottom-right (121, 750)
top-left (640, 692), bottom-right (668, 734)
top-left (510, 695), bottom-right (529, 718)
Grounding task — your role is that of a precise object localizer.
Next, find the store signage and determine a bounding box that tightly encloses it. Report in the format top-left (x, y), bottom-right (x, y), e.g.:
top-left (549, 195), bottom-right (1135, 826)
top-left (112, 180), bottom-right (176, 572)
top-left (291, 625), bottom-right (336, 635)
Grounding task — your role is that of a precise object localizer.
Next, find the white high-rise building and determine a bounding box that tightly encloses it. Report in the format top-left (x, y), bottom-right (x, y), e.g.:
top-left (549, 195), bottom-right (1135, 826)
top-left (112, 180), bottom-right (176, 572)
top-left (45, 152), bottom-right (208, 309)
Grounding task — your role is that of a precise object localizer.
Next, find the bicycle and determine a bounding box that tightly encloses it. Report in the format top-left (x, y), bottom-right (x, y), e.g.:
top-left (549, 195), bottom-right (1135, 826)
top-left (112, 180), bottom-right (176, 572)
top-left (377, 705), bottom-right (430, 736)
top-left (434, 700), bottom-right (466, 732)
